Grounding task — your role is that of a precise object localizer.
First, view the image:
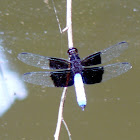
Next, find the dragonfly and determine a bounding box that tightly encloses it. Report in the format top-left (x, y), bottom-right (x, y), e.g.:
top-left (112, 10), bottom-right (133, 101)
top-left (18, 41), bottom-right (132, 110)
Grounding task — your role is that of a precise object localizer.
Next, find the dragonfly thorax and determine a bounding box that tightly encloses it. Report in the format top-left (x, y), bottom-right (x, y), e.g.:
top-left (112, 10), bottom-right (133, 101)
top-left (68, 48), bottom-right (83, 74)
top-left (71, 59), bottom-right (82, 74)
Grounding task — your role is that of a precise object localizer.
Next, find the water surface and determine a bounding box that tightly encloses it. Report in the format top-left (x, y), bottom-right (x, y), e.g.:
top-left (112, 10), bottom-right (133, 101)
top-left (0, 0), bottom-right (139, 139)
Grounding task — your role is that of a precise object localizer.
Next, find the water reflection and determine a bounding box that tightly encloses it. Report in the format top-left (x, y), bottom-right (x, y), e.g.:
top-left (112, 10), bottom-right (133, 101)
top-left (0, 39), bottom-right (27, 117)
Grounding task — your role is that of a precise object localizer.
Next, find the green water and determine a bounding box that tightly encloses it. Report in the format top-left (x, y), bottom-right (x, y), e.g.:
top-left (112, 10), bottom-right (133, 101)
top-left (0, 0), bottom-right (139, 139)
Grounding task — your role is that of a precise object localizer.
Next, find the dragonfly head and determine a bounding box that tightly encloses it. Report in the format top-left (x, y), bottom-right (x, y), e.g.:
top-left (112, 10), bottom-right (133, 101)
top-left (67, 48), bottom-right (80, 61)
top-left (67, 48), bottom-right (78, 55)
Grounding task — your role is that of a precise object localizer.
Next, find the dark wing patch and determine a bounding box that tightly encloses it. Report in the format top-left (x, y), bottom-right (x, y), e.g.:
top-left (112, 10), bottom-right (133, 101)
top-left (49, 57), bottom-right (70, 69)
top-left (81, 52), bottom-right (101, 66)
top-left (82, 67), bottom-right (104, 84)
top-left (50, 70), bottom-right (74, 87)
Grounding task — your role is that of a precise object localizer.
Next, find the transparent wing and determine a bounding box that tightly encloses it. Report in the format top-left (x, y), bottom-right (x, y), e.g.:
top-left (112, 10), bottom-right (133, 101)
top-left (22, 70), bottom-right (74, 87)
top-left (101, 41), bottom-right (128, 64)
top-left (23, 71), bottom-right (55, 87)
top-left (83, 62), bottom-right (132, 84)
top-left (102, 62), bottom-right (132, 82)
top-left (18, 52), bottom-right (70, 69)
top-left (81, 41), bottom-right (128, 66)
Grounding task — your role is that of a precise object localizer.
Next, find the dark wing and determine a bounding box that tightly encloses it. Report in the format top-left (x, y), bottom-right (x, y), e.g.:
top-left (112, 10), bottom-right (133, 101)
top-left (22, 70), bottom-right (74, 87)
top-left (82, 62), bottom-right (132, 84)
top-left (18, 52), bottom-right (70, 69)
top-left (82, 67), bottom-right (104, 84)
top-left (81, 41), bottom-right (128, 66)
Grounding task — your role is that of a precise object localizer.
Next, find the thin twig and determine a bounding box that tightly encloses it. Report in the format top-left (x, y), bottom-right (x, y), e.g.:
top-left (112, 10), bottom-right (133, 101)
top-left (54, 0), bottom-right (73, 139)
top-left (62, 119), bottom-right (72, 140)
top-left (54, 87), bottom-right (67, 140)
top-left (62, 27), bottom-right (69, 33)
top-left (51, 0), bottom-right (62, 33)
top-left (66, 0), bottom-right (73, 48)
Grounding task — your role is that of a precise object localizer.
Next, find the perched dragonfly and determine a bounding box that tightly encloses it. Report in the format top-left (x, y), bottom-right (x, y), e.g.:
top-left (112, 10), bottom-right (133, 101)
top-left (18, 41), bottom-right (132, 110)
